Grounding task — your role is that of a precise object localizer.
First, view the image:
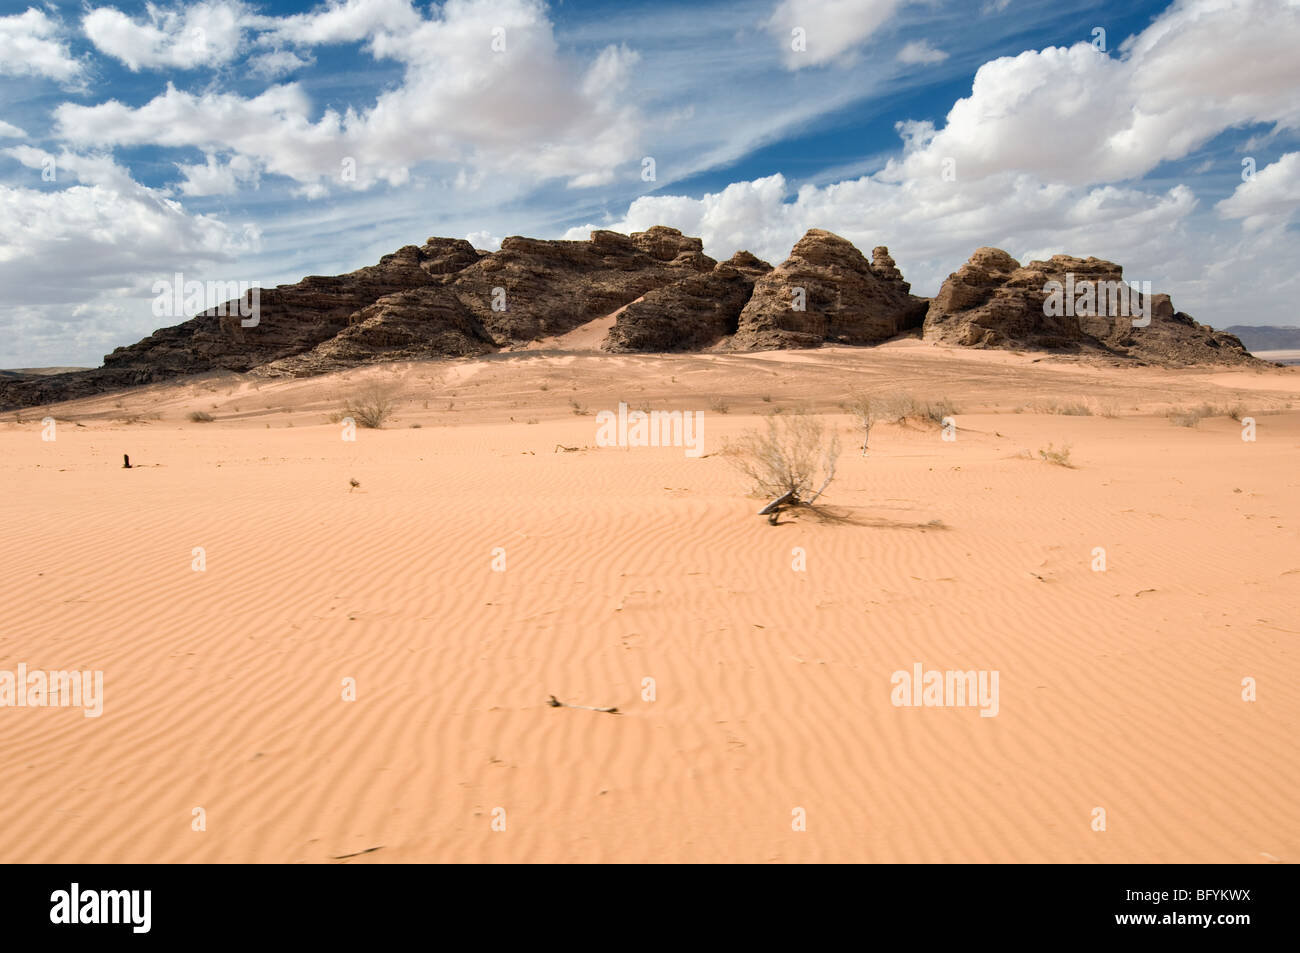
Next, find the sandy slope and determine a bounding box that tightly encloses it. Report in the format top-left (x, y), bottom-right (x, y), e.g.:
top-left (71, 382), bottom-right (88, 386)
top-left (2, 343), bottom-right (1297, 863)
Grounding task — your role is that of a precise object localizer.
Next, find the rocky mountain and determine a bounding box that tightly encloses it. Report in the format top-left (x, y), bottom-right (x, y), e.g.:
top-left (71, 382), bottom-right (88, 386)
top-left (924, 248), bottom-right (1254, 365)
top-left (0, 228), bottom-right (1263, 410)
top-left (730, 231), bottom-right (928, 350)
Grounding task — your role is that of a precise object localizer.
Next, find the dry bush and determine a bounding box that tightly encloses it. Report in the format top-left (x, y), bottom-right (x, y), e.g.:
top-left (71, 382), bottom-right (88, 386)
top-left (188, 411), bottom-right (214, 422)
top-left (1166, 402), bottom-right (1246, 427)
top-left (1037, 443), bottom-right (1073, 466)
top-left (708, 396), bottom-right (730, 414)
top-left (1031, 398), bottom-right (1093, 416)
top-left (875, 391), bottom-right (957, 427)
top-left (728, 410), bottom-right (841, 505)
top-left (344, 383), bottom-right (397, 429)
top-left (844, 391), bottom-right (876, 454)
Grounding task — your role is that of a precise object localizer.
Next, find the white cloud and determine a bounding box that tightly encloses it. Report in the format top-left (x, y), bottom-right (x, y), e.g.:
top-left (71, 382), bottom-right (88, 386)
top-left (262, 0), bottom-right (421, 48)
top-left (83, 1), bottom-right (252, 71)
top-left (768, 0), bottom-right (908, 68)
top-left (881, 0), bottom-right (1300, 187)
top-left (465, 230), bottom-right (501, 250)
top-left (0, 8), bottom-right (84, 83)
top-left (247, 48), bottom-right (314, 79)
top-left (175, 152), bottom-right (261, 196)
top-left (897, 40), bottom-right (948, 65)
top-left (1216, 152), bottom-right (1300, 231)
top-left (58, 0), bottom-right (645, 192)
top-left (0, 120), bottom-right (28, 139)
top-left (0, 147), bottom-right (254, 306)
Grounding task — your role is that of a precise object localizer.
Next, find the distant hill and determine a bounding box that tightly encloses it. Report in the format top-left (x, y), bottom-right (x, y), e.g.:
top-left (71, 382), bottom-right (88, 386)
top-left (0, 367), bottom-right (91, 380)
top-left (0, 227), bottom-right (1262, 411)
top-left (1223, 326), bottom-right (1300, 351)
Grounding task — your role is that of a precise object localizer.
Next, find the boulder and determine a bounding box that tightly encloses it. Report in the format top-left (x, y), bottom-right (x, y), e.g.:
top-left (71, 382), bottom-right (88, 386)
top-left (602, 255), bottom-right (771, 352)
top-left (730, 230), bottom-right (928, 350)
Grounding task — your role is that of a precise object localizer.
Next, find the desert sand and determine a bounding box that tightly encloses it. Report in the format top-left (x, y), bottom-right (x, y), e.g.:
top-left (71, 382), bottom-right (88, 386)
top-left (2, 338), bottom-right (1297, 863)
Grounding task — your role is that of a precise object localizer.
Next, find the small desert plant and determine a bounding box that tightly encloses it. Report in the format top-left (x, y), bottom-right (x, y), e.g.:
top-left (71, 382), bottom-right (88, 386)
top-left (1032, 398), bottom-right (1093, 416)
top-left (188, 411), bottom-right (214, 422)
top-left (921, 396), bottom-right (958, 425)
top-left (569, 398), bottom-right (588, 415)
top-left (344, 383), bottom-right (396, 429)
top-left (708, 396), bottom-right (730, 414)
top-left (1037, 443), bottom-right (1073, 467)
top-left (728, 411), bottom-right (841, 516)
top-left (845, 391), bottom-right (876, 455)
top-left (875, 391), bottom-right (957, 427)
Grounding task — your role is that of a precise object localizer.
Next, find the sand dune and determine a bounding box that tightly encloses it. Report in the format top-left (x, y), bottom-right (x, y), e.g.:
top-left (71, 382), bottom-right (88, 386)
top-left (2, 344), bottom-right (1297, 862)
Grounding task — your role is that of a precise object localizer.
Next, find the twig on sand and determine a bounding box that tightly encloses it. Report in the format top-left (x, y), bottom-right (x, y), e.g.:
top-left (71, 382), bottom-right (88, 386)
top-left (547, 694), bottom-right (618, 714)
top-left (554, 444), bottom-right (579, 453)
top-left (331, 845), bottom-right (384, 860)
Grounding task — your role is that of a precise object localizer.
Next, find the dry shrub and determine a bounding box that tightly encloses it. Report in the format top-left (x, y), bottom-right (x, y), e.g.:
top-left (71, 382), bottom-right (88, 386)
top-left (345, 383), bottom-right (397, 429)
top-left (728, 410), bottom-right (841, 504)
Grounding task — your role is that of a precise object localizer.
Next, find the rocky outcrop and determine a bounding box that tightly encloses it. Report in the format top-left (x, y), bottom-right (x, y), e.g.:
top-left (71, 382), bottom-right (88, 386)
top-left (0, 227), bottom-right (1263, 411)
top-left (730, 230), bottom-right (928, 350)
top-left (260, 286), bottom-right (495, 376)
top-left (923, 248), bottom-right (1255, 364)
top-left (107, 239), bottom-right (479, 375)
top-left (602, 253), bottom-right (772, 352)
top-left (447, 226), bottom-right (711, 345)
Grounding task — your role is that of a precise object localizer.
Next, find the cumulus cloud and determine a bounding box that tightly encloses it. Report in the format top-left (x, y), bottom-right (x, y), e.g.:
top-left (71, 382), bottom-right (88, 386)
top-left (0, 120), bottom-right (28, 139)
top-left (767, 0), bottom-right (908, 68)
top-left (465, 230), bottom-right (501, 251)
top-left (566, 172), bottom-right (1200, 294)
top-left (0, 147), bottom-right (254, 307)
top-left (881, 0), bottom-right (1300, 187)
top-left (83, 1), bottom-right (253, 71)
top-left (175, 152), bottom-right (261, 195)
top-left (567, 0), bottom-right (1300, 328)
top-left (58, 0), bottom-right (644, 192)
top-left (261, 0), bottom-right (421, 48)
top-left (1216, 152), bottom-right (1300, 231)
top-left (0, 7), bottom-right (84, 84)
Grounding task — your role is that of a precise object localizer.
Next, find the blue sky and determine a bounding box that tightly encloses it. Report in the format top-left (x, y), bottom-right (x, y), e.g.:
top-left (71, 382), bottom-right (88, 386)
top-left (1, 0), bottom-right (1297, 366)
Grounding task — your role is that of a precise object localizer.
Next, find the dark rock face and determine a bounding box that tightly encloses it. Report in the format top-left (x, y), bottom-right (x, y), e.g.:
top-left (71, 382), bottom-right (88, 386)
top-left (923, 248), bottom-right (1255, 364)
top-left (448, 226), bottom-right (711, 346)
top-left (730, 230), bottom-right (928, 350)
top-left (106, 240), bottom-right (475, 374)
top-left (0, 239), bottom-right (480, 407)
top-left (0, 226), bottom-right (1261, 411)
top-left (602, 255), bottom-right (772, 353)
top-left (261, 286), bottom-right (496, 376)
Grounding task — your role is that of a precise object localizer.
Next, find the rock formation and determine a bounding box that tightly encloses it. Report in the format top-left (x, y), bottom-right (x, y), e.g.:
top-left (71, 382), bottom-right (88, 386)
top-left (923, 248), bottom-right (1253, 364)
top-left (602, 252), bottom-right (773, 352)
top-left (448, 227), bottom-right (712, 346)
top-left (0, 227), bottom-right (1263, 410)
top-left (730, 230), bottom-right (928, 350)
